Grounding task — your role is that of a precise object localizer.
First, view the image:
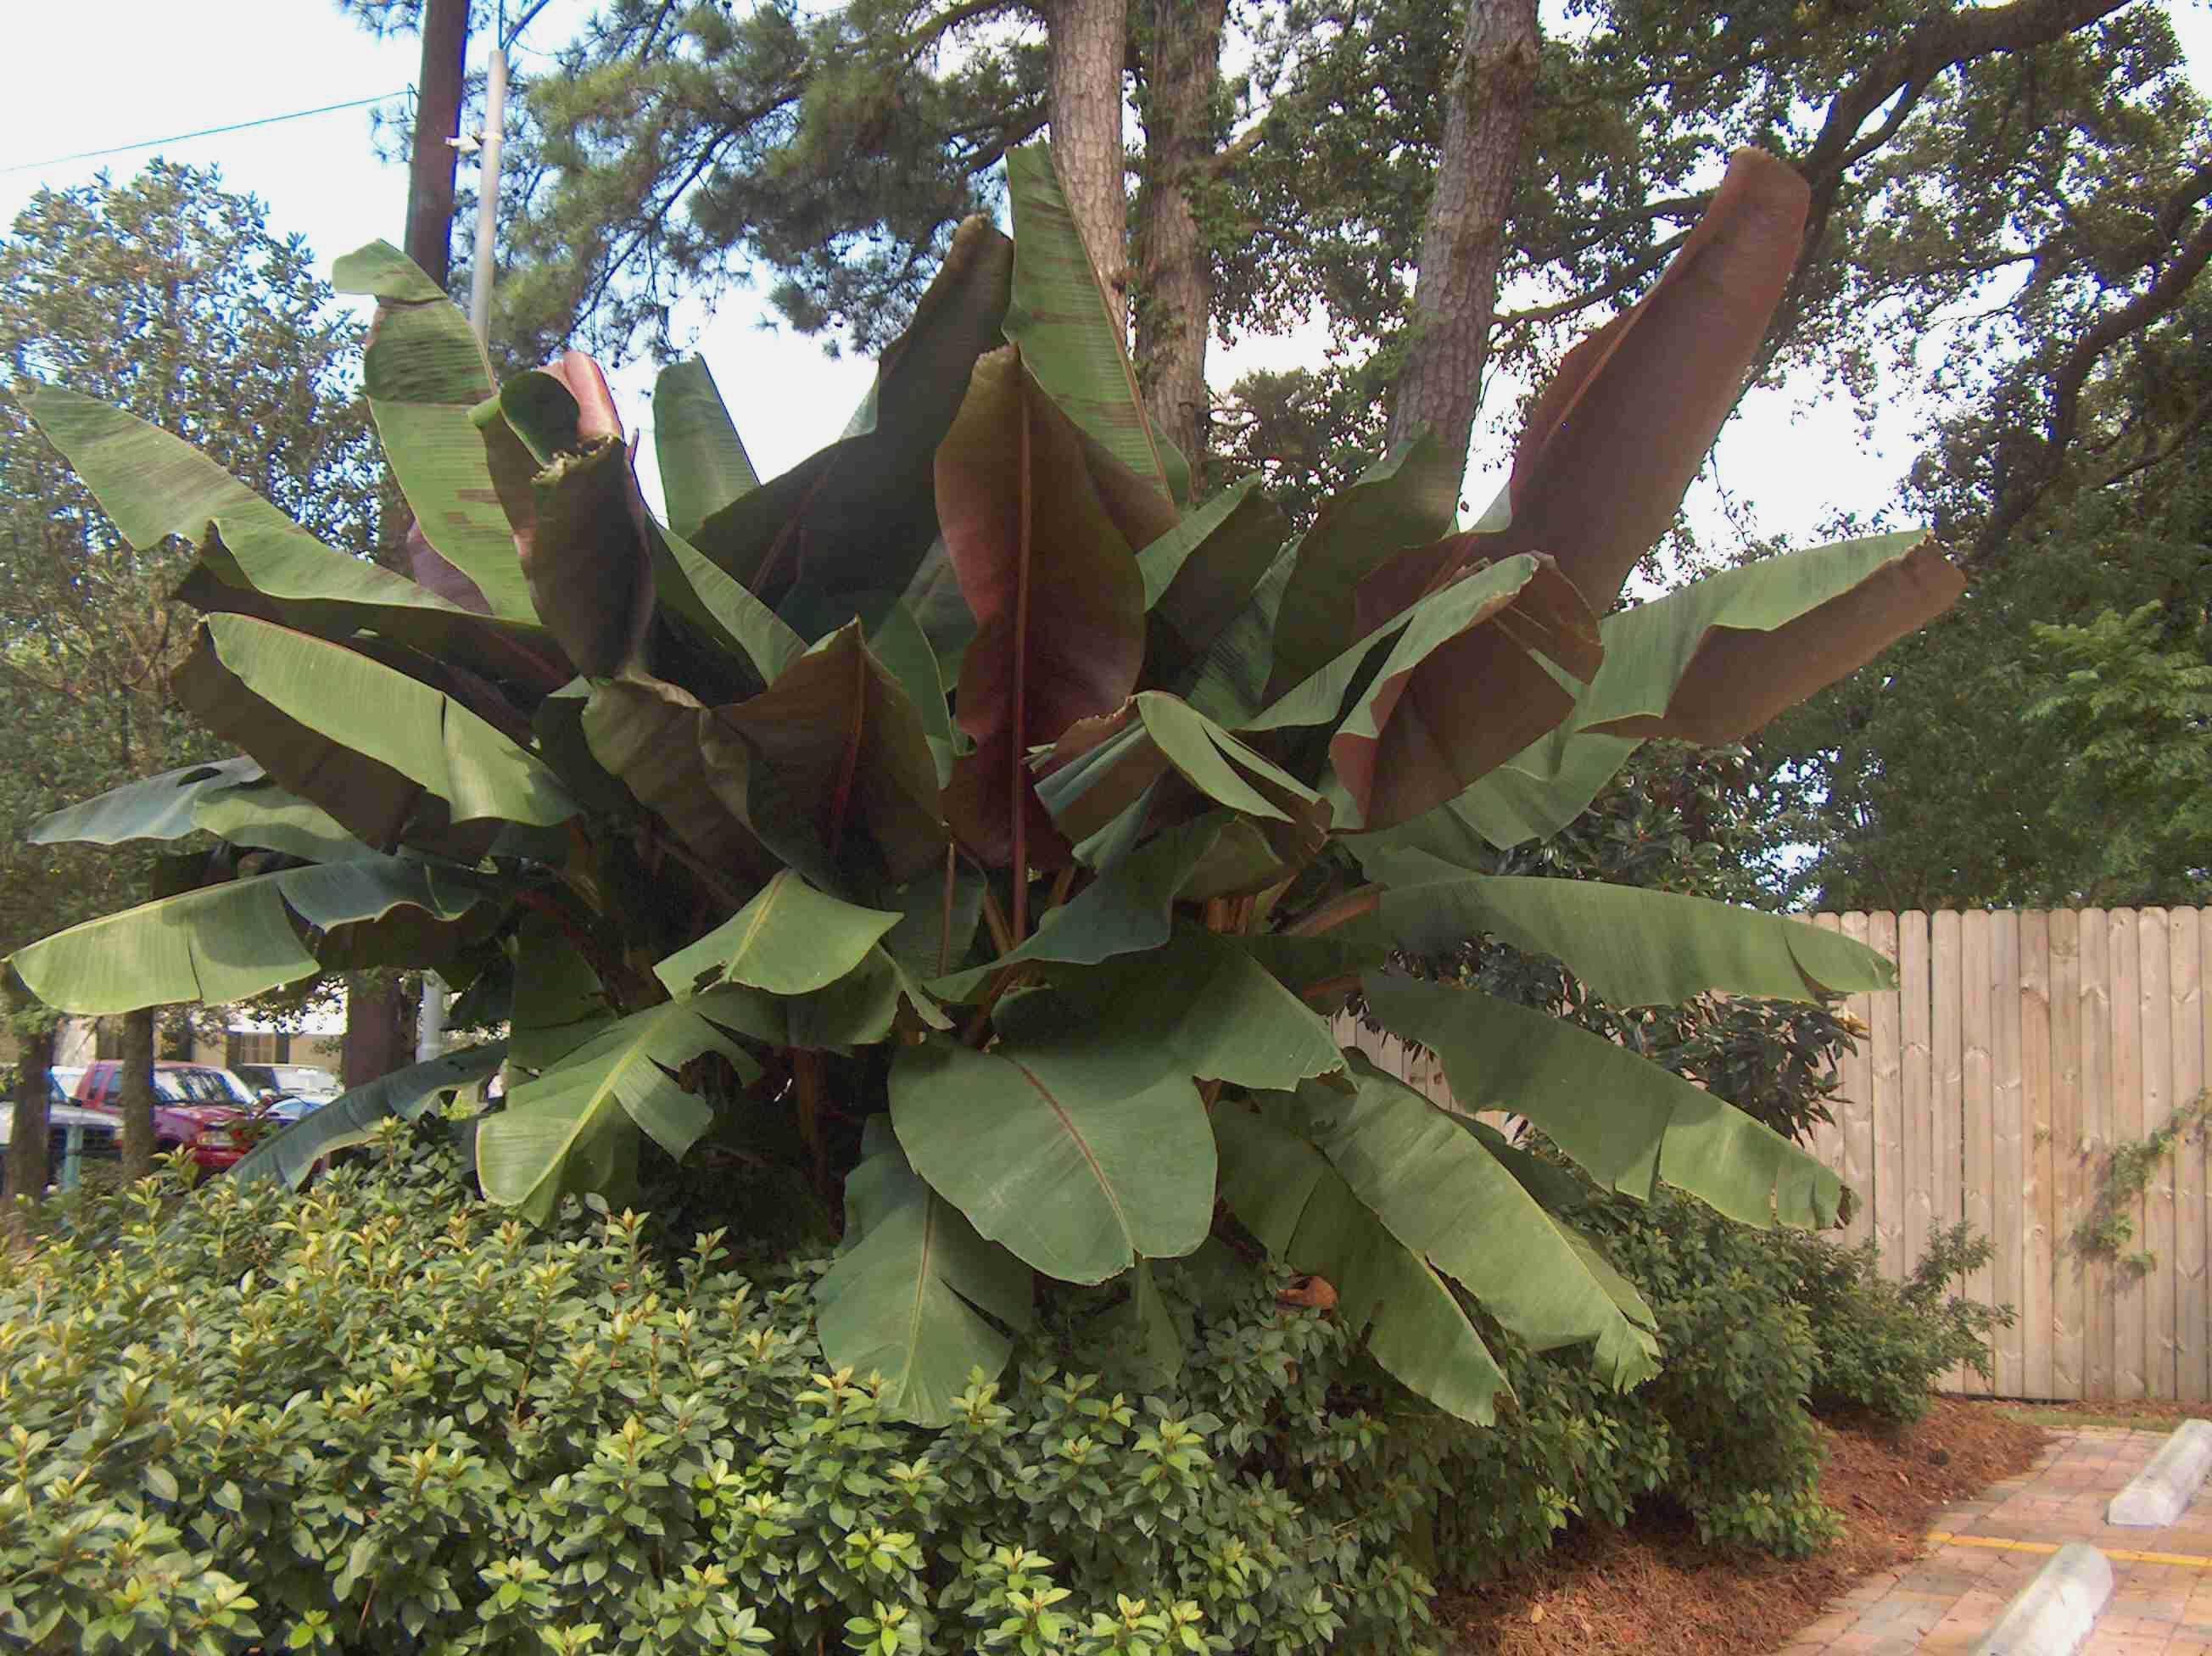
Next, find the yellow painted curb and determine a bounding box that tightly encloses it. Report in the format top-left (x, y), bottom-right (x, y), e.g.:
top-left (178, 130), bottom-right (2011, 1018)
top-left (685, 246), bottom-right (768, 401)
top-left (1927, 1530), bottom-right (2212, 1569)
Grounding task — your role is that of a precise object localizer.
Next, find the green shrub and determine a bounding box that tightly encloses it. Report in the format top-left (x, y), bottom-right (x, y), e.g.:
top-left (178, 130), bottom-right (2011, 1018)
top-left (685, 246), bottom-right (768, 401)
top-left (0, 1123), bottom-right (1443, 1656)
top-left (1788, 1222), bottom-right (2010, 1427)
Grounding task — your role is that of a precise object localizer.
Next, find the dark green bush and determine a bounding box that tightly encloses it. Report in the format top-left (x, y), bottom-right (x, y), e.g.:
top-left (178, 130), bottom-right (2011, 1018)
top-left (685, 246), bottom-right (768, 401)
top-left (1786, 1221), bottom-right (2010, 1426)
top-left (0, 1121), bottom-right (1441, 1656)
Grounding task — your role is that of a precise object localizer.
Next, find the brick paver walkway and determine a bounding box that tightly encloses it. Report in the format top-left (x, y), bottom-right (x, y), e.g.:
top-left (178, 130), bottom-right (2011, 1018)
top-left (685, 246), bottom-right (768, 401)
top-left (1778, 1426), bottom-right (2212, 1655)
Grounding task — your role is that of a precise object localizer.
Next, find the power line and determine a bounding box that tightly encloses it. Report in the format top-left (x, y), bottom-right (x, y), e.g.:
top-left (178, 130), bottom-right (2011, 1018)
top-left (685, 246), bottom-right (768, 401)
top-left (1, 92), bottom-right (412, 179)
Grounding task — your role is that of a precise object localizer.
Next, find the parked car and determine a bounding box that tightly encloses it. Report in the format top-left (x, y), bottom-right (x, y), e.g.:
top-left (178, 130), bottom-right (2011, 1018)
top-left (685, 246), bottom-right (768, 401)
top-left (0, 1102), bottom-right (120, 1191)
top-left (70, 1061), bottom-right (253, 1172)
top-left (233, 1063), bottom-right (341, 1106)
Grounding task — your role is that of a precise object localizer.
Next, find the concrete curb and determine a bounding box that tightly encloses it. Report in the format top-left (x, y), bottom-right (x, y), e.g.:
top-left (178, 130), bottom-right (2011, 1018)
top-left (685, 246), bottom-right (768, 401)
top-left (1968, 1542), bottom-right (2113, 1656)
top-left (2108, 1418), bottom-right (2212, 1527)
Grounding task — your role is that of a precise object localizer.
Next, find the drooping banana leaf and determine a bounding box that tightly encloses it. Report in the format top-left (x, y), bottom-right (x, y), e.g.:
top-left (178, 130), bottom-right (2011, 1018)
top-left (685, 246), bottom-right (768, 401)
top-left (1360, 973), bottom-right (1844, 1229)
top-left (1215, 1101), bottom-right (1508, 1425)
top-left (11, 856), bottom-right (489, 1015)
top-left (652, 870), bottom-right (902, 998)
top-left (815, 1141), bottom-right (1035, 1427)
top-left (1342, 854), bottom-right (1895, 1004)
top-left (188, 782), bottom-right (366, 863)
top-left (1003, 143), bottom-right (1187, 506)
top-left (28, 757), bottom-right (264, 846)
top-left (936, 347), bottom-right (1148, 868)
top-left (654, 357), bottom-right (758, 540)
top-left (23, 385), bottom-right (567, 691)
top-left (1375, 530), bottom-right (1968, 853)
top-left (475, 987), bottom-right (767, 1223)
top-left (688, 215), bottom-right (1014, 620)
top-left (230, 1041), bottom-right (508, 1191)
top-left (890, 1010), bottom-right (1215, 1284)
top-left (521, 434), bottom-right (656, 679)
top-left (332, 240), bottom-right (540, 624)
top-left (1276, 1055), bottom-right (1659, 1386)
top-left (177, 614), bottom-right (577, 850)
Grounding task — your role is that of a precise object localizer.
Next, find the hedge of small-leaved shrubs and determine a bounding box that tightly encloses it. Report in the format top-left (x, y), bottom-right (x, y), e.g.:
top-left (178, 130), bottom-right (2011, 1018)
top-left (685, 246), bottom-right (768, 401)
top-left (0, 1118), bottom-right (2003, 1654)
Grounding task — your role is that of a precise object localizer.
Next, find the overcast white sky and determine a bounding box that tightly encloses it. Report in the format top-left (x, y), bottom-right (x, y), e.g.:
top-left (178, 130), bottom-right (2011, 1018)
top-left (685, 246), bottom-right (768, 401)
top-left (4, 1), bottom-right (2208, 550)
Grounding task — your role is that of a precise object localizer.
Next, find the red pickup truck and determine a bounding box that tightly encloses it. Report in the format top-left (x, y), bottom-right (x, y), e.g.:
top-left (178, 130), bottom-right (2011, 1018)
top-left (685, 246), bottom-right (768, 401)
top-left (71, 1061), bottom-right (254, 1172)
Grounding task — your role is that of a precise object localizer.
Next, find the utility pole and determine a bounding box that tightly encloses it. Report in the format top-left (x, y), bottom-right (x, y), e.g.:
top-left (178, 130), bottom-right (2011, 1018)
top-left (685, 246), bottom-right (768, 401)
top-left (466, 1), bottom-right (552, 344)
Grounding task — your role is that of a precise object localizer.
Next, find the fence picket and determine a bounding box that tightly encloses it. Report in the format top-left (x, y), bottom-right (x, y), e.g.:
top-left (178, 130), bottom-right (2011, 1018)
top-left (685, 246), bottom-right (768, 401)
top-left (1991, 910), bottom-right (2025, 1395)
top-left (2142, 910), bottom-right (2176, 1400)
top-left (1962, 910), bottom-right (1996, 1396)
top-left (1871, 911), bottom-right (1906, 1284)
top-left (2049, 909), bottom-right (2084, 1400)
top-left (1841, 912), bottom-right (1875, 1251)
top-left (2084, 911), bottom-right (2115, 1400)
top-left (2171, 909), bottom-right (2204, 1404)
top-left (1932, 909), bottom-right (1968, 1390)
top-left (2021, 911), bottom-right (2054, 1402)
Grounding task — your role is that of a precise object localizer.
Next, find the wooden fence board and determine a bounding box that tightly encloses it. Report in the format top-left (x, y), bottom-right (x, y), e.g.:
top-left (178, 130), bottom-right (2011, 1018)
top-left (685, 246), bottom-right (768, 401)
top-left (2083, 911), bottom-right (2115, 1401)
top-left (2171, 909), bottom-right (2204, 1403)
top-left (1962, 909), bottom-right (1995, 1396)
top-left (1991, 910), bottom-right (2025, 1395)
top-left (1811, 914), bottom-right (1847, 1173)
top-left (1931, 909), bottom-right (1968, 1390)
top-left (1871, 910), bottom-right (1906, 1284)
top-left (2020, 911), bottom-right (2054, 1402)
top-left (1901, 912), bottom-right (1935, 1278)
top-left (2114, 909), bottom-right (2146, 1400)
top-left (1841, 912), bottom-right (1875, 1252)
top-left (2049, 908), bottom-right (2085, 1400)
top-left (2142, 910), bottom-right (2176, 1400)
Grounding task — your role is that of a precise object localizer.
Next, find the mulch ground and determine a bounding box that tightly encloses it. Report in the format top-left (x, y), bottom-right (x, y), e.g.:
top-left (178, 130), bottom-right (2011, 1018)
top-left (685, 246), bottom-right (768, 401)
top-left (1437, 1398), bottom-right (2048, 1656)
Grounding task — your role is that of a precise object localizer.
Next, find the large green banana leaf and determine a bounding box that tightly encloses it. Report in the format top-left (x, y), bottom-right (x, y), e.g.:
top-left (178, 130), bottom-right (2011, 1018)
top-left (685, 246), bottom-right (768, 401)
top-left (930, 812), bottom-right (1236, 998)
top-left (1034, 691), bottom-right (1328, 853)
top-left (332, 241), bottom-right (539, 624)
top-left (1041, 925), bottom-right (1347, 1092)
top-left (1258, 433), bottom-right (1461, 701)
top-left (653, 357), bottom-right (759, 540)
top-left (1003, 143), bottom-right (1187, 506)
top-left (653, 871), bottom-right (902, 998)
top-left (181, 614), bottom-right (577, 846)
top-left (1279, 1055), bottom-right (1660, 1386)
top-left (12, 856), bottom-right (488, 1014)
top-left (688, 215), bottom-right (1014, 619)
top-left (815, 1142), bottom-right (1035, 1426)
top-left (1343, 854), bottom-right (1893, 1004)
top-left (890, 1012), bottom-right (1215, 1284)
top-left (230, 1041), bottom-right (508, 1190)
top-left (1361, 973), bottom-right (1843, 1228)
top-left (658, 522), bottom-right (806, 684)
top-left (1384, 531), bottom-right (1966, 853)
top-left (1215, 1101), bottom-right (1507, 1424)
top-left (190, 783), bottom-right (365, 863)
top-left (476, 988), bottom-right (767, 1223)
top-left (1137, 476), bottom-right (1287, 685)
top-left (508, 912), bottom-right (613, 1072)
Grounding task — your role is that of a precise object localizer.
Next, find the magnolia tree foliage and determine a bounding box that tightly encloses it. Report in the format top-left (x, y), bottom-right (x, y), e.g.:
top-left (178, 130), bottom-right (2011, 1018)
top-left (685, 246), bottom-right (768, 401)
top-left (13, 145), bottom-right (1961, 1428)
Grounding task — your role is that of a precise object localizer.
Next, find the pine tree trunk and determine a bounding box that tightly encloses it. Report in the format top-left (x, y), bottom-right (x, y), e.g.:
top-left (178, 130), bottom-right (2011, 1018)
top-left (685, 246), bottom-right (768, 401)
top-left (117, 1007), bottom-right (157, 1180)
top-left (341, 973), bottom-right (414, 1092)
top-left (6, 1021), bottom-right (53, 1215)
top-left (1133, 0), bottom-right (1227, 479)
top-left (1388, 0), bottom-right (1540, 472)
top-left (1045, 0), bottom-right (1131, 333)
top-left (405, 0), bottom-right (471, 291)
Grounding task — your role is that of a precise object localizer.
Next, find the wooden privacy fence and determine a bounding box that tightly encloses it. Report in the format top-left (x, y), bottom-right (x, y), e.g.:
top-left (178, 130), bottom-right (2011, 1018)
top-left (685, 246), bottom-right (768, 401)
top-left (1335, 908), bottom-right (2212, 1404)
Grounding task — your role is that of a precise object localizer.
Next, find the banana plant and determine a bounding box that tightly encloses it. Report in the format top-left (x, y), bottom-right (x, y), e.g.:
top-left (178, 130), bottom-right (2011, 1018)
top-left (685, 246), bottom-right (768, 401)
top-left (11, 143), bottom-right (1963, 1429)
